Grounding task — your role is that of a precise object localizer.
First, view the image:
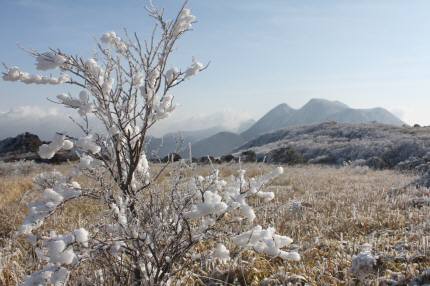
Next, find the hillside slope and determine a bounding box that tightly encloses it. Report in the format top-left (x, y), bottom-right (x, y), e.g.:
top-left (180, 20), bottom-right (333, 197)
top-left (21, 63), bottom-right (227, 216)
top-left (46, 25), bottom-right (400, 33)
top-left (237, 122), bottom-right (430, 171)
top-left (189, 132), bottom-right (246, 158)
top-left (241, 103), bottom-right (295, 140)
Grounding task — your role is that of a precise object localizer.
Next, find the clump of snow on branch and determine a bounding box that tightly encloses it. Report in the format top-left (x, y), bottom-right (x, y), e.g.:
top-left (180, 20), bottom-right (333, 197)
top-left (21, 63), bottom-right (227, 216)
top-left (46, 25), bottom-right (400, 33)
top-left (18, 181), bottom-right (82, 235)
top-left (21, 229), bottom-right (89, 286)
top-left (165, 67), bottom-right (179, 84)
top-left (35, 52), bottom-right (67, 70)
top-left (22, 266), bottom-right (69, 286)
top-left (76, 135), bottom-right (101, 154)
top-left (152, 94), bottom-right (176, 120)
top-left (57, 90), bottom-right (96, 116)
top-left (2, 66), bottom-right (70, 85)
top-left (173, 8), bottom-right (196, 36)
top-left (100, 31), bottom-right (128, 54)
top-left (38, 134), bottom-right (74, 159)
top-left (184, 189), bottom-right (228, 219)
top-left (212, 243), bottom-right (230, 262)
top-left (185, 58), bottom-right (204, 79)
top-left (232, 225), bottom-right (300, 261)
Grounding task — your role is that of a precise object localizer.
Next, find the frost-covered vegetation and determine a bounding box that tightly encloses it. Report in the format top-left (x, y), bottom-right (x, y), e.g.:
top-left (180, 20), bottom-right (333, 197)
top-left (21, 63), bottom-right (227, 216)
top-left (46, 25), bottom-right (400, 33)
top-left (1, 1), bottom-right (430, 285)
top-left (239, 122), bottom-right (430, 172)
top-left (0, 3), bottom-right (300, 285)
top-left (1, 164), bottom-right (429, 285)
top-left (0, 160), bottom-right (42, 177)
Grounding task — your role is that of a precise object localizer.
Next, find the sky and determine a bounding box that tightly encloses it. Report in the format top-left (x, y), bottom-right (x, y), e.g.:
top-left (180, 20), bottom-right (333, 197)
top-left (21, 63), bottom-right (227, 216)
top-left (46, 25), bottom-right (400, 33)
top-left (1, 0), bottom-right (430, 138)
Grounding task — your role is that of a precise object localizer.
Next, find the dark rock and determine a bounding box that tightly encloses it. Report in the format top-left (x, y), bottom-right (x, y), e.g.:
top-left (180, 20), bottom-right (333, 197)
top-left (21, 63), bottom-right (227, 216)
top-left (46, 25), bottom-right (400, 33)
top-left (0, 132), bottom-right (43, 155)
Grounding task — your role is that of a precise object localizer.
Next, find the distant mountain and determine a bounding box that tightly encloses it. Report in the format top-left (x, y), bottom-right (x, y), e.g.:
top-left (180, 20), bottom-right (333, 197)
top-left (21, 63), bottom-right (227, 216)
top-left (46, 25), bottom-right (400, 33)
top-left (146, 126), bottom-right (226, 158)
top-left (325, 107), bottom-right (404, 126)
top-left (236, 119), bottom-right (256, 133)
top-left (241, 103), bottom-right (295, 140)
top-left (241, 98), bottom-right (403, 140)
top-left (148, 98), bottom-right (405, 158)
top-left (188, 132), bottom-right (246, 158)
top-left (285, 98), bottom-right (349, 126)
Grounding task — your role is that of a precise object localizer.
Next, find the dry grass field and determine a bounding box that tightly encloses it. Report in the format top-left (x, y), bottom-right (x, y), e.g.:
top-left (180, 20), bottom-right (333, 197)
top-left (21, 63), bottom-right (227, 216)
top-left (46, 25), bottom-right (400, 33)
top-left (0, 162), bottom-right (429, 285)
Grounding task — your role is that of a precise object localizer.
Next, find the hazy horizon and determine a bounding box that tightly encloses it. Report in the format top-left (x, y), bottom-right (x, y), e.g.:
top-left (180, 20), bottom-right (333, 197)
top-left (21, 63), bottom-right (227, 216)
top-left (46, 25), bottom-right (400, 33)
top-left (1, 0), bottom-right (430, 138)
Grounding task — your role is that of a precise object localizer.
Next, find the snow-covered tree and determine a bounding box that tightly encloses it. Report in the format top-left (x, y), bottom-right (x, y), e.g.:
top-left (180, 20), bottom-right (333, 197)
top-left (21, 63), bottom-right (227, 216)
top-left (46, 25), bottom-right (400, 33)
top-left (3, 3), bottom-right (299, 285)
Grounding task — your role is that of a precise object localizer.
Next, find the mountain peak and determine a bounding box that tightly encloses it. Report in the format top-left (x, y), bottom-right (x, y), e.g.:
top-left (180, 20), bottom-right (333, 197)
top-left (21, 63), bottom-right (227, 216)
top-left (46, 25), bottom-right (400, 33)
top-left (272, 103), bottom-right (294, 112)
top-left (241, 99), bottom-right (403, 141)
top-left (302, 98), bottom-right (349, 109)
top-left (240, 103), bottom-right (295, 140)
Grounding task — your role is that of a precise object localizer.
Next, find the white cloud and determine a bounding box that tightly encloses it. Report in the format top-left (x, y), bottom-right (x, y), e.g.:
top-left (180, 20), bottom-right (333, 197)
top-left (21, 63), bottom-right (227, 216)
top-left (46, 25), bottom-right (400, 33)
top-left (150, 108), bottom-right (254, 137)
top-left (0, 106), bottom-right (100, 140)
top-left (389, 108), bottom-right (405, 120)
top-left (0, 106), bottom-right (255, 140)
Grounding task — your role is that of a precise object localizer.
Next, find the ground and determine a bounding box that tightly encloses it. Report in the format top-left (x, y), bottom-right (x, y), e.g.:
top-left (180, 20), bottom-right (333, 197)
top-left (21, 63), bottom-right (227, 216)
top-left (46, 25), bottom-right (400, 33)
top-left (0, 162), bottom-right (429, 285)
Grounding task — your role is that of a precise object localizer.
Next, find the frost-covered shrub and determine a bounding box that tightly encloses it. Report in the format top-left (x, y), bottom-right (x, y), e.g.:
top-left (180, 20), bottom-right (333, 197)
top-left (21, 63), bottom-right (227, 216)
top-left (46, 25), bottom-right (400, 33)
top-left (33, 170), bottom-right (67, 190)
top-left (4, 3), bottom-right (298, 285)
top-left (0, 160), bottom-right (40, 176)
top-left (267, 146), bottom-right (305, 165)
top-left (351, 244), bottom-right (377, 280)
top-left (242, 123), bottom-right (430, 177)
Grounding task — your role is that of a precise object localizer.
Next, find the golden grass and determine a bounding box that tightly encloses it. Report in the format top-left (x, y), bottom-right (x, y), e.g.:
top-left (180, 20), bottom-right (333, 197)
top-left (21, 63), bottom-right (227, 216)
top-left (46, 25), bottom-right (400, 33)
top-left (1, 163), bottom-right (429, 285)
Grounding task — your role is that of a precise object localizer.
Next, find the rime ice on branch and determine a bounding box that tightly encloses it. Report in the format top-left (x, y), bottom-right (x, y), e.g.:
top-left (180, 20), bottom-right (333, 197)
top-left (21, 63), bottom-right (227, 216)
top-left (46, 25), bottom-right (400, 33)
top-left (3, 2), bottom-right (298, 285)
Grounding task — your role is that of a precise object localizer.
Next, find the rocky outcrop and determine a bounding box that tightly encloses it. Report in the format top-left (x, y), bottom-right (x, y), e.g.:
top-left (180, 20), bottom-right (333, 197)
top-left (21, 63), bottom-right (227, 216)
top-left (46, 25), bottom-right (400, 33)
top-left (0, 133), bottom-right (78, 163)
top-left (0, 132), bottom-right (43, 155)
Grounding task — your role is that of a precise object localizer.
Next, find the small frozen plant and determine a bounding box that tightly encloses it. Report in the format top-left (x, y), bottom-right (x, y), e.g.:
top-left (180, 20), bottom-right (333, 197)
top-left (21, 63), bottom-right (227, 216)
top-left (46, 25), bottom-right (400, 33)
top-left (289, 200), bottom-right (303, 215)
top-left (212, 243), bottom-right (230, 263)
top-left (351, 243), bottom-right (377, 280)
top-left (4, 2), bottom-right (299, 285)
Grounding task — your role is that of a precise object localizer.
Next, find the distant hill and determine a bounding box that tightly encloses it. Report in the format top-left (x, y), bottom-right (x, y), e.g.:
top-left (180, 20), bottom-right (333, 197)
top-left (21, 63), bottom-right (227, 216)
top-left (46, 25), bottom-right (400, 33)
top-left (325, 107), bottom-right (404, 126)
top-left (188, 132), bottom-right (246, 158)
top-left (236, 119), bottom-right (256, 133)
top-left (235, 122), bottom-right (430, 172)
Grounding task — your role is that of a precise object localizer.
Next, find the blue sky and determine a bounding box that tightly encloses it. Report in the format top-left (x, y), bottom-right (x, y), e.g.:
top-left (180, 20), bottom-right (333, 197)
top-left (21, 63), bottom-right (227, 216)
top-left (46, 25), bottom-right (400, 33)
top-left (1, 0), bottom-right (430, 137)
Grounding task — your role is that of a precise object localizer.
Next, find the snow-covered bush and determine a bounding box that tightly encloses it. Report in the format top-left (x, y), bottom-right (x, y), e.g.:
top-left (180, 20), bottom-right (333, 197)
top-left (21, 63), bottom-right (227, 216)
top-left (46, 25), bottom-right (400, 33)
top-left (351, 243), bottom-right (377, 280)
top-left (0, 160), bottom-right (40, 176)
top-left (3, 3), bottom-right (298, 285)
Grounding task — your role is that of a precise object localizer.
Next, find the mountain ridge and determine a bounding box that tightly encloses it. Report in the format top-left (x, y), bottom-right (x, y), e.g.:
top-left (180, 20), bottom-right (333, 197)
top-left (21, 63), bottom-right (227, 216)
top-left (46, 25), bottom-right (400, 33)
top-left (181, 98), bottom-right (404, 158)
top-left (0, 99), bottom-right (404, 160)
top-left (241, 98), bottom-right (404, 140)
